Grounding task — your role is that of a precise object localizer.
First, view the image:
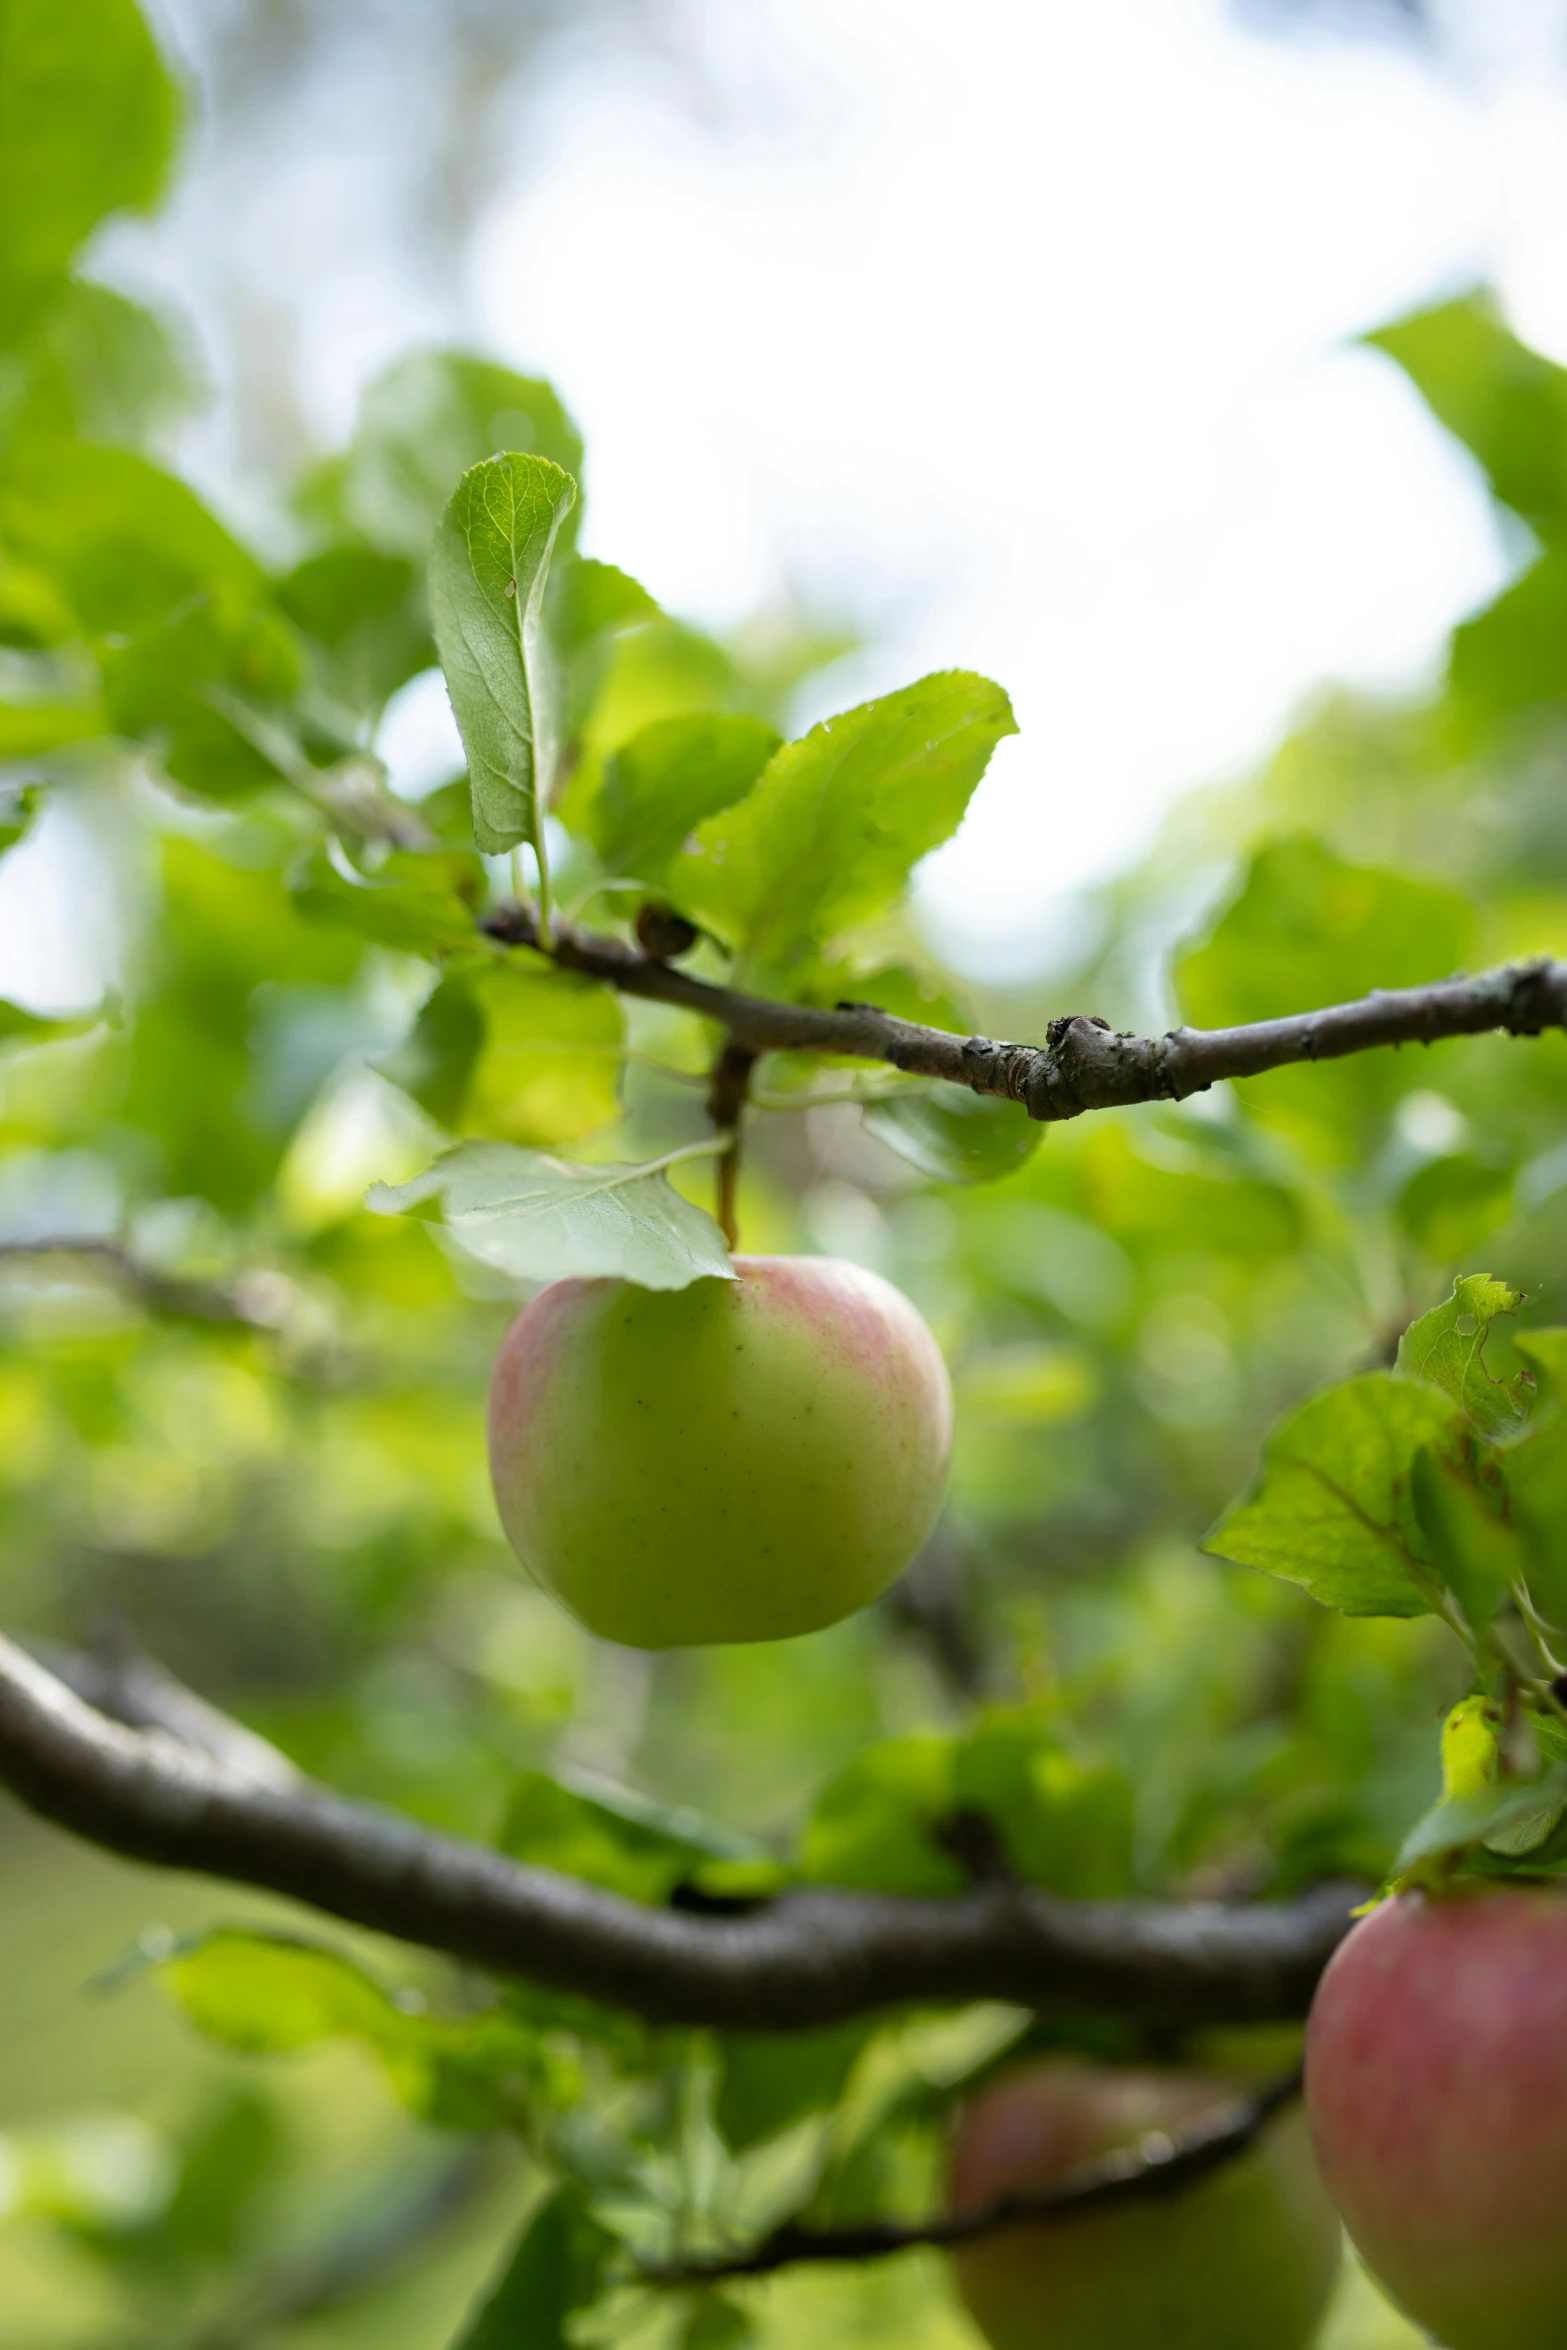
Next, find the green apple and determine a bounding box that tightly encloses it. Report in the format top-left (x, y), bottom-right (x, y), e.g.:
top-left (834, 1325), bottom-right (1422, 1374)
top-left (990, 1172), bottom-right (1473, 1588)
top-left (949, 2058), bottom-right (1341, 2350)
top-left (1306, 1886), bottom-right (1567, 2349)
top-left (487, 1255), bottom-right (953, 1648)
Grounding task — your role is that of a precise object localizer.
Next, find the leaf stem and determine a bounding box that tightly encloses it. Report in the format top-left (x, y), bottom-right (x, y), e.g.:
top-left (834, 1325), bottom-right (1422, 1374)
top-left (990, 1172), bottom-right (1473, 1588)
top-left (533, 817), bottom-right (554, 951)
top-left (707, 1043), bottom-right (757, 1252)
top-left (507, 847), bottom-right (536, 929)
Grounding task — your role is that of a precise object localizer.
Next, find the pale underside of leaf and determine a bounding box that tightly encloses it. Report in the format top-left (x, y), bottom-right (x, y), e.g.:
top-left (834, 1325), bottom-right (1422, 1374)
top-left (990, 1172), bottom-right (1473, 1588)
top-left (368, 1139), bottom-right (732, 1290)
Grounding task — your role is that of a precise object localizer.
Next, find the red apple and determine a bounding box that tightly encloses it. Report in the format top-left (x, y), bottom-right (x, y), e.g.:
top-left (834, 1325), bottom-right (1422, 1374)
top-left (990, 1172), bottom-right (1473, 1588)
top-left (949, 2058), bottom-right (1341, 2350)
top-left (487, 1255), bottom-right (952, 1648)
top-left (1306, 1886), bottom-right (1567, 2349)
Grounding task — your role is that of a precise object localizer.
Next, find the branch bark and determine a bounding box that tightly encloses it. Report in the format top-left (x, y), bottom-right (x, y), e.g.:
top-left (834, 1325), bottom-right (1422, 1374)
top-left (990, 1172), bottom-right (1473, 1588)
top-left (0, 1633), bottom-right (1356, 2031)
top-left (649, 2069), bottom-right (1303, 2282)
top-left (484, 908), bottom-right (1567, 1124)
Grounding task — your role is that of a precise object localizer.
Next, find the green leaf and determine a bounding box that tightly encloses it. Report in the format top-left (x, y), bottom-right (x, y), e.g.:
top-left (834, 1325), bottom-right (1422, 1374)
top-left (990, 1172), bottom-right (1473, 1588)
top-left (430, 454), bottom-right (578, 857)
top-left (148, 2088), bottom-right (288, 2264)
top-left (0, 443), bottom-right (261, 637)
top-left (1368, 294), bottom-right (1567, 543)
top-left (0, 996), bottom-right (101, 1050)
top-left (383, 958), bottom-right (624, 1145)
top-left (0, 697), bottom-right (101, 755)
top-left (550, 556), bottom-right (658, 656)
top-left (497, 1770), bottom-right (775, 1906)
top-left (1397, 1151), bottom-right (1514, 1264)
top-left (715, 2021), bottom-right (872, 2153)
top-left (1177, 837), bottom-right (1477, 1025)
top-left (800, 1735), bottom-right (963, 1896)
top-left (0, 441), bottom-right (298, 798)
top-left (450, 2188), bottom-right (615, 2350)
top-left (863, 1087), bottom-right (1039, 1185)
top-left (951, 1711), bottom-right (1134, 1896)
top-left (1501, 1330), bottom-right (1567, 1625)
top-left (588, 712), bottom-right (780, 884)
top-left (0, 550), bottom-right (75, 646)
top-left (1395, 1273), bottom-right (1533, 1440)
top-left (317, 351), bottom-right (584, 560)
top-left (275, 546), bottom-right (430, 722)
top-left (1393, 1701), bottom-right (1567, 1878)
top-left (0, 0), bottom-right (179, 344)
top-left (1205, 1372), bottom-right (1458, 1617)
top-left (288, 843), bottom-right (484, 960)
top-left (675, 2292), bottom-right (759, 2350)
top-left (0, 784), bottom-right (40, 856)
top-left (368, 1140), bottom-right (733, 1290)
top-left (1447, 552), bottom-right (1567, 745)
top-left (164, 1930), bottom-right (539, 2132)
top-left (798, 1715), bottom-right (1132, 1900)
top-left (18, 279), bottom-right (199, 450)
top-left (1409, 1446), bottom-right (1522, 1631)
top-left (666, 671), bottom-right (1017, 974)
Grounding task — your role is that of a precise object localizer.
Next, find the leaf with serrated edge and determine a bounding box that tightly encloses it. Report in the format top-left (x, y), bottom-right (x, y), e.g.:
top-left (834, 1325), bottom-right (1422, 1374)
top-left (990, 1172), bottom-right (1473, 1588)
top-left (1205, 1372), bottom-right (1457, 1617)
top-left (667, 670), bottom-right (1016, 973)
top-left (1395, 1273), bottom-right (1532, 1440)
top-left (368, 1140), bottom-right (732, 1290)
top-left (430, 454), bottom-right (577, 856)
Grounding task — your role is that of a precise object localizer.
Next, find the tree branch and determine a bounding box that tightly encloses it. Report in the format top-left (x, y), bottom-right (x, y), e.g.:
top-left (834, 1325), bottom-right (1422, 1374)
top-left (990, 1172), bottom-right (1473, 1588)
top-left (648, 2068), bottom-right (1303, 2282)
top-left (484, 908), bottom-right (1567, 1124)
top-left (0, 1633), bottom-right (1356, 2030)
top-left (24, 1626), bottom-right (303, 1793)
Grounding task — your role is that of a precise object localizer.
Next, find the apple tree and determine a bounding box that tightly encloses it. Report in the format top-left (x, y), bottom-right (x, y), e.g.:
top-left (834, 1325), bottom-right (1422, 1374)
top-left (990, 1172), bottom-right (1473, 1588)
top-left (4, 4), bottom-right (1567, 2346)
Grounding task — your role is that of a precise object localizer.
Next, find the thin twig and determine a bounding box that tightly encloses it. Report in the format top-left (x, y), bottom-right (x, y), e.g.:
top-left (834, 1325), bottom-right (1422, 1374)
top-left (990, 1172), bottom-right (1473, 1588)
top-left (0, 1238), bottom-right (290, 1328)
top-left (0, 1632), bottom-right (1359, 2030)
top-left (483, 908), bottom-right (1567, 1125)
top-left (645, 2069), bottom-right (1303, 2283)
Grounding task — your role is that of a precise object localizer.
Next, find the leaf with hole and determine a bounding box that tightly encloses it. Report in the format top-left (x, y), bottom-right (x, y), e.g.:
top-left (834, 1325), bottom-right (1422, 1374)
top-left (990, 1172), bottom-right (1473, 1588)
top-left (1395, 1272), bottom-right (1532, 1441)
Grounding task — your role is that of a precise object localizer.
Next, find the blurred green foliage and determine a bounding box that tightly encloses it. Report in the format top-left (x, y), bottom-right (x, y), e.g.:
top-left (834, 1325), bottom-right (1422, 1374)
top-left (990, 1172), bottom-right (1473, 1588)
top-left (0, 4), bottom-right (1563, 2345)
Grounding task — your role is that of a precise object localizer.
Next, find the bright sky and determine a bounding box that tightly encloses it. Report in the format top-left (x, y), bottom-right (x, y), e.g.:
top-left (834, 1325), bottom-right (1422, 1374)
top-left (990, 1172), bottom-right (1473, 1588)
top-left (10, 0), bottom-right (1567, 1004)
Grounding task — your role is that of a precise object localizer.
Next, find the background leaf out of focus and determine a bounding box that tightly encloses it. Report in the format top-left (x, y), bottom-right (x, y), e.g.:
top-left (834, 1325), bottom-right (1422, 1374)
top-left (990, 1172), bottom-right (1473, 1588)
top-left (3, 1), bottom-right (1567, 2346)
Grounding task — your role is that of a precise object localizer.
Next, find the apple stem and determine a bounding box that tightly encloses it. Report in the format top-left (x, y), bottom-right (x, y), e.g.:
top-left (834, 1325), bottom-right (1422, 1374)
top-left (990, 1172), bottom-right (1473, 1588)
top-left (707, 1041), bottom-right (757, 1251)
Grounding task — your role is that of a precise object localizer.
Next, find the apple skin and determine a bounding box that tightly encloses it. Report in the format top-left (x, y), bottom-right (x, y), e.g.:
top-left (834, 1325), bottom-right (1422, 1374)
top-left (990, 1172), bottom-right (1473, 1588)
top-left (1306, 1887), bottom-right (1567, 2350)
top-left (487, 1255), bottom-right (953, 1648)
top-left (949, 2058), bottom-right (1341, 2350)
